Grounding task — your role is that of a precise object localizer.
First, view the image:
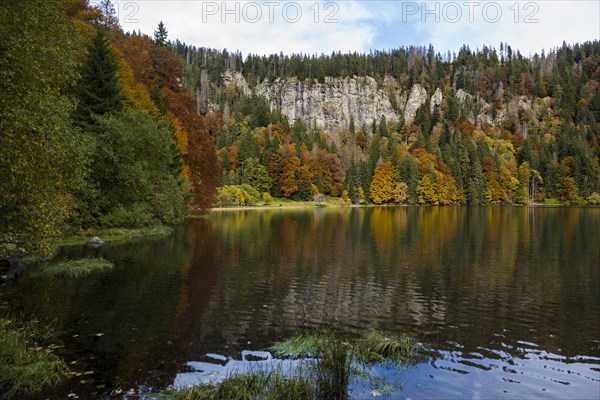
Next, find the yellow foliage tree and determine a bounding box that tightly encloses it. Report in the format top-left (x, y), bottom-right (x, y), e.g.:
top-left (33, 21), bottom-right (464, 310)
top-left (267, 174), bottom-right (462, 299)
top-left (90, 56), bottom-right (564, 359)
top-left (417, 174), bottom-right (439, 205)
top-left (370, 162), bottom-right (395, 204)
top-left (393, 182), bottom-right (409, 204)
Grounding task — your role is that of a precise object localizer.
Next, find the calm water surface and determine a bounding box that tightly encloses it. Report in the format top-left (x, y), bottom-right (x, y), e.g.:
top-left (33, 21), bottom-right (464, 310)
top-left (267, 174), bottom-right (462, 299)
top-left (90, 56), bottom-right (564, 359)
top-left (1, 207), bottom-right (599, 399)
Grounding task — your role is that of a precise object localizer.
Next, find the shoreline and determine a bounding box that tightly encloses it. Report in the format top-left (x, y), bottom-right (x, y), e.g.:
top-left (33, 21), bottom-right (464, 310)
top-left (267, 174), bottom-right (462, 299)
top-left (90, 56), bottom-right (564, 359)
top-left (208, 202), bottom-right (597, 212)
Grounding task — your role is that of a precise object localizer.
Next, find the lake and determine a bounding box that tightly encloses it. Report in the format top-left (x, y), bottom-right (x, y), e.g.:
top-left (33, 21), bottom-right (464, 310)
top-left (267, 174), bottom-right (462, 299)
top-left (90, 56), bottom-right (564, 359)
top-left (1, 206), bottom-right (599, 399)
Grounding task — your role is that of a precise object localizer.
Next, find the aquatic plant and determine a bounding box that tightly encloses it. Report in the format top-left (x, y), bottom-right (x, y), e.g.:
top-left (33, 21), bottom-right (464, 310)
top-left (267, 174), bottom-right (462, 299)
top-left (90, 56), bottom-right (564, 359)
top-left (159, 330), bottom-right (421, 400)
top-left (272, 329), bottom-right (421, 399)
top-left (157, 370), bottom-right (314, 400)
top-left (36, 258), bottom-right (114, 278)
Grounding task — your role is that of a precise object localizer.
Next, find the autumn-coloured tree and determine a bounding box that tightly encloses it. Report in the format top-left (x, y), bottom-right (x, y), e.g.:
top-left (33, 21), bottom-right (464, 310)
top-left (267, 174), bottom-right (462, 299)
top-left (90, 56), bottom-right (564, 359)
top-left (417, 174), bottom-right (436, 204)
top-left (277, 143), bottom-right (301, 198)
top-left (559, 176), bottom-right (580, 203)
top-left (370, 162), bottom-right (395, 204)
top-left (1, 0), bottom-right (86, 254)
top-left (393, 182), bottom-right (409, 204)
top-left (130, 40), bottom-right (220, 212)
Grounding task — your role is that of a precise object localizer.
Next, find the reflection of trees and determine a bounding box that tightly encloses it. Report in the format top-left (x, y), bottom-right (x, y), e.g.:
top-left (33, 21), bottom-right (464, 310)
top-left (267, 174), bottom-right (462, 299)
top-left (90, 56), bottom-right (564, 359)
top-left (192, 207), bottom-right (600, 359)
top-left (2, 230), bottom-right (194, 391)
top-left (2, 207), bottom-right (598, 395)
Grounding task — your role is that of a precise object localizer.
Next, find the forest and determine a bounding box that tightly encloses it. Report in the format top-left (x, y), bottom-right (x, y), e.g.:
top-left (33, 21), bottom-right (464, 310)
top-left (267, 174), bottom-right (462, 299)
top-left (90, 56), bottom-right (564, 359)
top-left (174, 39), bottom-right (600, 209)
top-left (1, 0), bottom-right (219, 255)
top-left (2, 0), bottom-right (600, 257)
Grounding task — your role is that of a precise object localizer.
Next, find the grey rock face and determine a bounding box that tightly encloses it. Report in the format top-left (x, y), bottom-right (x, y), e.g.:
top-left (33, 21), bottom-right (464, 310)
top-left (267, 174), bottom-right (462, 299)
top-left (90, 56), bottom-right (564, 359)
top-left (220, 71), bottom-right (533, 134)
top-left (254, 75), bottom-right (400, 131)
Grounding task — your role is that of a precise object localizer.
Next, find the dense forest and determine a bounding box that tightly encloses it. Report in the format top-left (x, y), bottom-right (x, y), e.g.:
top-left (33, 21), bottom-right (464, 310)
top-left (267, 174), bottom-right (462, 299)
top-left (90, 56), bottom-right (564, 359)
top-left (172, 38), bottom-right (600, 208)
top-left (2, 0), bottom-right (600, 256)
top-left (1, 0), bottom-right (219, 255)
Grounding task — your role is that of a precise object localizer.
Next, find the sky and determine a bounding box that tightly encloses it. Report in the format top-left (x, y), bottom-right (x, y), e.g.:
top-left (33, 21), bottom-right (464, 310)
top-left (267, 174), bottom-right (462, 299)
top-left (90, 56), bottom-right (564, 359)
top-left (95, 0), bottom-right (600, 56)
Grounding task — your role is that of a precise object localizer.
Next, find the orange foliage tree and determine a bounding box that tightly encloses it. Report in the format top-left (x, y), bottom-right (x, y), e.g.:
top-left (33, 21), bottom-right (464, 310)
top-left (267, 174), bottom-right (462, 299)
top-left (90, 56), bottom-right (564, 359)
top-left (277, 143), bottom-right (301, 197)
top-left (118, 34), bottom-right (219, 212)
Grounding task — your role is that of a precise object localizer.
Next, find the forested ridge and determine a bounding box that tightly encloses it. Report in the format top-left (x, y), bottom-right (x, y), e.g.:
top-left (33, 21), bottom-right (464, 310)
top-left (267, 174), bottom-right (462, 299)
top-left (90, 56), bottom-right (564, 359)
top-left (1, 0), bottom-right (600, 257)
top-left (173, 38), bottom-right (600, 208)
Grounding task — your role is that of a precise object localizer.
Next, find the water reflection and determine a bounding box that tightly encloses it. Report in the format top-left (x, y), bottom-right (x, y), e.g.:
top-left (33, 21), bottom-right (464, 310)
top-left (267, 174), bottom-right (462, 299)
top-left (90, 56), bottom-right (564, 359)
top-left (0, 207), bottom-right (599, 398)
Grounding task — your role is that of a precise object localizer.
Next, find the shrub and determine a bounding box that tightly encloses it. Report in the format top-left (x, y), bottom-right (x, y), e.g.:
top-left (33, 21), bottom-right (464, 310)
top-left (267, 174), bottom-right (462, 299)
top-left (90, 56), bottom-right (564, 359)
top-left (262, 192), bottom-right (273, 205)
top-left (240, 184), bottom-right (260, 203)
top-left (587, 192), bottom-right (600, 205)
top-left (150, 176), bottom-right (191, 225)
top-left (100, 204), bottom-right (154, 228)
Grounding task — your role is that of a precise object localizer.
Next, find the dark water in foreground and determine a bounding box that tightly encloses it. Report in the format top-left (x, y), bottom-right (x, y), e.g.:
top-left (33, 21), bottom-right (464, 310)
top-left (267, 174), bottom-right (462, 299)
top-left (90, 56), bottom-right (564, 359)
top-left (1, 207), bottom-right (599, 399)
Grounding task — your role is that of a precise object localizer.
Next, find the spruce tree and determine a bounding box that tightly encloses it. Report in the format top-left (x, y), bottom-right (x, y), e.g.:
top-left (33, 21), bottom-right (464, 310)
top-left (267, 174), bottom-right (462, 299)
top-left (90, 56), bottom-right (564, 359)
top-left (399, 156), bottom-right (418, 203)
top-left (154, 21), bottom-right (168, 46)
top-left (74, 29), bottom-right (122, 127)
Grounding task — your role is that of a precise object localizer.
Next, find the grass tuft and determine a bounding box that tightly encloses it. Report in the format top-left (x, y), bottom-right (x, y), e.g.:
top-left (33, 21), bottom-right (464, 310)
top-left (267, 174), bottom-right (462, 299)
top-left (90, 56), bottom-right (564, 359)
top-left (0, 318), bottom-right (69, 397)
top-left (357, 330), bottom-right (421, 365)
top-left (157, 370), bottom-right (314, 400)
top-left (159, 330), bottom-right (421, 400)
top-left (36, 258), bottom-right (114, 278)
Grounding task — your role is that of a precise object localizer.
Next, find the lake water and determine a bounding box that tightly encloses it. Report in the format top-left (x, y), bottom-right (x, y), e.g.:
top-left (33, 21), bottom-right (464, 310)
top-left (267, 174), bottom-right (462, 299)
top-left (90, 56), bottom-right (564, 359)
top-left (1, 207), bottom-right (599, 399)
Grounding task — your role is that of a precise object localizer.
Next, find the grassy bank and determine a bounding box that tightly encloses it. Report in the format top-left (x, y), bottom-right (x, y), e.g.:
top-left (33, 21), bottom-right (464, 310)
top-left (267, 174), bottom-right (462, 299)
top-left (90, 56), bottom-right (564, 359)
top-left (0, 318), bottom-right (69, 397)
top-left (56, 225), bottom-right (173, 247)
top-left (211, 196), bottom-right (353, 211)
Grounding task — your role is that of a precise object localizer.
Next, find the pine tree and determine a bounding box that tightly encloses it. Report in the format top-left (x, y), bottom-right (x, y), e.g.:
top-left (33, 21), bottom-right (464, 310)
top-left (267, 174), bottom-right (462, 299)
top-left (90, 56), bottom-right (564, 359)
top-left (244, 157), bottom-right (272, 194)
top-left (349, 115), bottom-right (356, 135)
top-left (75, 29), bottom-right (123, 127)
top-left (467, 158), bottom-right (487, 205)
top-left (399, 156), bottom-right (418, 203)
top-left (154, 21), bottom-right (169, 46)
top-left (98, 0), bottom-right (120, 33)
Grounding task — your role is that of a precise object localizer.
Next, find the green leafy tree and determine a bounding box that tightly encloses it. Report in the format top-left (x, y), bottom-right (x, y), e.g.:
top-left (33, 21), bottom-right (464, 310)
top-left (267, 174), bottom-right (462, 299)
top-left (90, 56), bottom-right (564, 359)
top-left (0, 0), bottom-right (86, 254)
top-left (243, 157), bottom-right (272, 194)
top-left (92, 110), bottom-right (188, 226)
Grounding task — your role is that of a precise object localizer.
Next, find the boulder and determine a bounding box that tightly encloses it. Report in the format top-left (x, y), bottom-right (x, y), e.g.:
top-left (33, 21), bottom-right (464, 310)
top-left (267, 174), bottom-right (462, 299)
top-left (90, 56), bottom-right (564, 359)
top-left (90, 236), bottom-right (104, 247)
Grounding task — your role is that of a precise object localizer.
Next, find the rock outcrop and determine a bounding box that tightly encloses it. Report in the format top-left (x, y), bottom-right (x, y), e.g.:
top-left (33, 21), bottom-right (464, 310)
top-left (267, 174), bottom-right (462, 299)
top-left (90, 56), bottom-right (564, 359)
top-left (220, 71), bottom-right (534, 133)
top-left (254, 75), bottom-right (400, 131)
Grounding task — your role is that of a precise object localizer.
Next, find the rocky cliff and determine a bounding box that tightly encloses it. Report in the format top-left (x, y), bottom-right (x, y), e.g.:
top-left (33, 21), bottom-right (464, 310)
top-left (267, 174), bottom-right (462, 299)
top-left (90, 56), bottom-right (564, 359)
top-left (220, 70), bottom-right (535, 132)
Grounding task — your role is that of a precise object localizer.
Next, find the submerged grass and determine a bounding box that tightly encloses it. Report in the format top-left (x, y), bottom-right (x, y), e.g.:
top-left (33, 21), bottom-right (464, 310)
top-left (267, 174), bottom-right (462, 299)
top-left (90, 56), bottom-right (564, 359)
top-left (273, 330), bottom-right (421, 399)
top-left (357, 330), bottom-right (421, 364)
top-left (36, 258), bottom-right (114, 278)
top-left (160, 330), bottom-right (421, 400)
top-left (0, 318), bottom-right (69, 398)
top-left (158, 370), bottom-right (314, 400)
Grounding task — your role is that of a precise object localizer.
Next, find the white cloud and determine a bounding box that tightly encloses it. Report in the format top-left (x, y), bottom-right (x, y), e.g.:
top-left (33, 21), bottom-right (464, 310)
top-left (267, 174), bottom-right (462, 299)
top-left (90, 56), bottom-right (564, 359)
top-left (94, 0), bottom-right (599, 56)
top-left (104, 0), bottom-right (376, 55)
top-left (378, 0), bottom-right (600, 56)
